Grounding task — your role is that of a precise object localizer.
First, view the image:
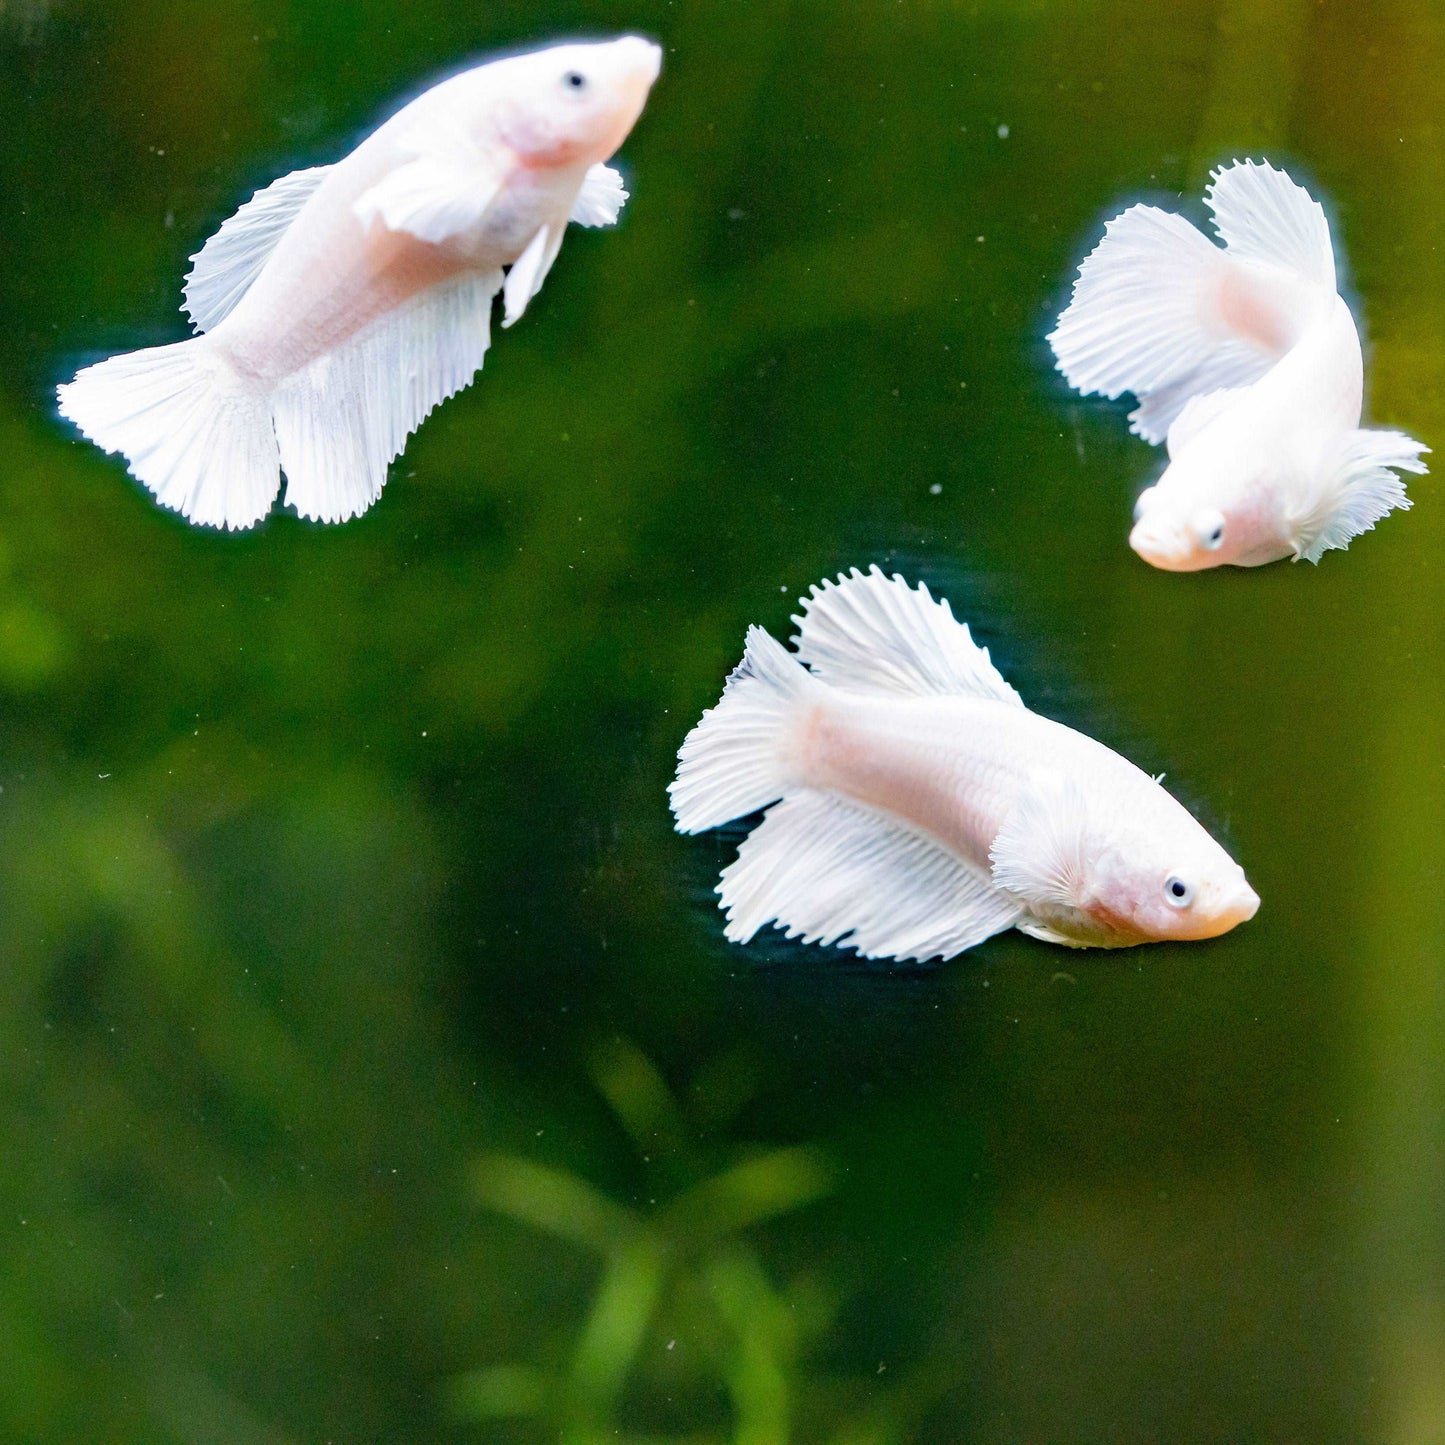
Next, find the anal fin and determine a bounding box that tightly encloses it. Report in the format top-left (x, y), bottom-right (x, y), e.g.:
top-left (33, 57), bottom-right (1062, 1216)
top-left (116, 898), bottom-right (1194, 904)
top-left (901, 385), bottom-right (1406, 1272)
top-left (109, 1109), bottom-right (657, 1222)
top-left (273, 268), bottom-right (502, 524)
top-left (719, 792), bottom-right (1019, 963)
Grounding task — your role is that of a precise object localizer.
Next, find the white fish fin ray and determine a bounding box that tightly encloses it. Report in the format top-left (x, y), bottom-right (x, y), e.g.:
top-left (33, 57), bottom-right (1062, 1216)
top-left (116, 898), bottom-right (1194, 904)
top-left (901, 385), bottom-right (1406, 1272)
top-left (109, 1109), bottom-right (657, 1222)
top-left (502, 224), bottom-right (565, 328)
top-left (669, 625), bottom-right (823, 834)
top-left (719, 792), bottom-right (1021, 963)
top-left (1127, 344), bottom-right (1266, 445)
top-left (988, 772), bottom-right (1095, 910)
top-left (1206, 158), bottom-right (1336, 292)
top-left (1292, 428), bottom-right (1430, 564)
top-left (570, 164), bottom-right (628, 227)
top-left (354, 157), bottom-right (502, 245)
top-left (792, 566), bottom-right (1023, 705)
top-left (1165, 385), bottom-right (1248, 458)
top-left (1015, 918), bottom-right (1093, 949)
top-left (1050, 204), bottom-right (1285, 445)
top-left (57, 339), bottom-right (279, 530)
top-left (183, 166), bottom-right (333, 333)
top-left (274, 268), bottom-right (502, 525)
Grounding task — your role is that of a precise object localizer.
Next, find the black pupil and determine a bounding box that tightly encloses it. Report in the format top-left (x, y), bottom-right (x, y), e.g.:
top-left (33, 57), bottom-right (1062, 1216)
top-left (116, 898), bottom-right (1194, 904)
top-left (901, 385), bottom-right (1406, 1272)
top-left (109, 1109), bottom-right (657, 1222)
top-left (1170, 879), bottom-right (1187, 898)
top-left (1209, 526), bottom-right (1223, 543)
top-left (565, 71), bottom-right (585, 88)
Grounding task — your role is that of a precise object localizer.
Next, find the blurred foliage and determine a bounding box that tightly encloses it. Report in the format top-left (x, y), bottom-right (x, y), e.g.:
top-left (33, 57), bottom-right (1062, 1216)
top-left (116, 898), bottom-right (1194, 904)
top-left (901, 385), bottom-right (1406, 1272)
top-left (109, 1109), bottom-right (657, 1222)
top-left (453, 1039), bottom-right (844, 1442)
top-left (0, 0), bottom-right (1441, 1441)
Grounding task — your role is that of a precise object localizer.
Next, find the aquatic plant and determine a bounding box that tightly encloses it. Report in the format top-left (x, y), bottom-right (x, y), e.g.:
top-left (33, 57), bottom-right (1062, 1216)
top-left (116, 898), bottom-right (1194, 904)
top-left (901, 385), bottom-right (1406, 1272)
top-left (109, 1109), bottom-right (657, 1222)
top-left (451, 1037), bottom-right (839, 1442)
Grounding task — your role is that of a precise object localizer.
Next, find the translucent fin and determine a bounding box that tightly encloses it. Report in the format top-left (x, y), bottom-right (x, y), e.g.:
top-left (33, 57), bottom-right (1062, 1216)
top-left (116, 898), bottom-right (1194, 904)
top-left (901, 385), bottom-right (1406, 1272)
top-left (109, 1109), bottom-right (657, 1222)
top-left (1015, 918), bottom-right (1092, 949)
top-left (569, 163), bottom-right (628, 227)
top-left (1166, 386), bottom-right (1246, 459)
top-left (988, 773), bottom-right (1094, 910)
top-left (502, 224), bottom-right (565, 328)
top-left (1291, 428), bottom-right (1430, 564)
top-left (1206, 158), bottom-right (1336, 292)
top-left (183, 166), bottom-right (332, 332)
top-left (669, 626), bottom-right (822, 835)
top-left (1050, 204), bottom-right (1283, 443)
top-left (57, 339), bottom-right (279, 530)
top-left (719, 792), bottom-right (1020, 962)
top-left (273, 269), bottom-right (502, 524)
top-left (354, 158), bottom-right (501, 245)
top-left (791, 566), bottom-right (1023, 705)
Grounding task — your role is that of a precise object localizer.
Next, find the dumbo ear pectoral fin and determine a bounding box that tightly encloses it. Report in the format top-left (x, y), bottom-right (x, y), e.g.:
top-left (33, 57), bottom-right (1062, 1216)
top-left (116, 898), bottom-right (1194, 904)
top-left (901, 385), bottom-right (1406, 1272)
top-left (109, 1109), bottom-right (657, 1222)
top-left (570, 163), bottom-right (628, 227)
top-left (988, 772), bottom-right (1093, 910)
top-left (1291, 428), bottom-right (1431, 563)
top-left (354, 160), bottom-right (501, 245)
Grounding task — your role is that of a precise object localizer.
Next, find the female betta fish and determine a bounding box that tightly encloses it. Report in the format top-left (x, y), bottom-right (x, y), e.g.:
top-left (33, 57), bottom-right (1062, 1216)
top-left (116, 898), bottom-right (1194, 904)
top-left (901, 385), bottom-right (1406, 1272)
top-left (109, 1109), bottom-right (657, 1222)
top-left (670, 568), bottom-right (1258, 961)
top-left (1050, 159), bottom-right (1428, 570)
top-left (58, 37), bottom-right (662, 530)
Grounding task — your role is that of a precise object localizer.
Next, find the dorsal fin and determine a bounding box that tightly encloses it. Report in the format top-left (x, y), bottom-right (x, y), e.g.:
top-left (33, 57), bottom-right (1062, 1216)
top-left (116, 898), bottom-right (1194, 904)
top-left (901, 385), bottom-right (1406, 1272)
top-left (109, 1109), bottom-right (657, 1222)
top-left (183, 165), bottom-right (332, 332)
top-left (791, 567), bottom-right (1023, 705)
top-left (1206, 159), bottom-right (1336, 292)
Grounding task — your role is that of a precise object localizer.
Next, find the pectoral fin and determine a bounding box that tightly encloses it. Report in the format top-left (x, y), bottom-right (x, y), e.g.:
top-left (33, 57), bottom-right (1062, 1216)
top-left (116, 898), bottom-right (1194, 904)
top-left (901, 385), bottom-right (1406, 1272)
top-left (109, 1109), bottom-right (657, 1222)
top-left (570, 163), bottom-right (629, 227)
top-left (989, 773), bottom-right (1094, 910)
top-left (354, 158), bottom-right (501, 245)
top-left (1291, 428), bottom-right (1430, 563)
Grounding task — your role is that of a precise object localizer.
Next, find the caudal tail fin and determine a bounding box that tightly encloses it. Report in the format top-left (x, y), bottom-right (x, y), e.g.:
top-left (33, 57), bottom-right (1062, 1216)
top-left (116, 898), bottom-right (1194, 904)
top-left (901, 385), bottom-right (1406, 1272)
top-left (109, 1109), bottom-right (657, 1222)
top-left (1050, 161), bottom-right (1335, 444)
top-left (57, 339), bottom-right (280, 530)
top-left (668, 625), bottom-right (822, 835)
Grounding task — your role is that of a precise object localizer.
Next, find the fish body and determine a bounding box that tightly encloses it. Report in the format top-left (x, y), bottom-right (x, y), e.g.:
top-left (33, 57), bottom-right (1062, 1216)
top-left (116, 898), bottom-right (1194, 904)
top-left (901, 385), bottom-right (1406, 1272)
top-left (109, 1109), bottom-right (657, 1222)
top-left (670, 568), bottom-right (1258, 961)
top-left (58, 37), bottom-right (662, 530)
top-left (1050, 159), bottom-right (1427, 570)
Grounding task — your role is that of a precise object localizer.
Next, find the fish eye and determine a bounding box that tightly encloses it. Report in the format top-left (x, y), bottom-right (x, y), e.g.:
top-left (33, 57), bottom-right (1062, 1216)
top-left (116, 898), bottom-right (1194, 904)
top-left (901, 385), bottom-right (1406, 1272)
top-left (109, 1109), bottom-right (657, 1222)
top-left (1193, 509), bottom-right (1226, 551)
top-left (562, 70), bottom-right (588, 90)
top-left (1164, 875), bottom-right (1194, 908)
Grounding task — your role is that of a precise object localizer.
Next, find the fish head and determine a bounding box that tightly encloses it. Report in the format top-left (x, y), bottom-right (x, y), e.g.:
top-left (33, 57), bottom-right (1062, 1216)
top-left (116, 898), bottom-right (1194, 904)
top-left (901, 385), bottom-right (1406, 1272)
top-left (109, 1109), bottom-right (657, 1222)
top-left (1129, 460), bottom-right (1286, 571)
top-left (498, 37), bottom-right (662, 169)
top-left (1085, 823), bottom-right (1259, 944)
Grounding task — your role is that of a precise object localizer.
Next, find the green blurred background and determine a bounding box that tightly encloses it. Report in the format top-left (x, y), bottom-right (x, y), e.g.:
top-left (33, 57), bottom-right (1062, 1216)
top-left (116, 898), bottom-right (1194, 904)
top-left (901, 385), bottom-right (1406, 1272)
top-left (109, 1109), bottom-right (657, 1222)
top-left (1, 0), bottom-right (1442, 1439)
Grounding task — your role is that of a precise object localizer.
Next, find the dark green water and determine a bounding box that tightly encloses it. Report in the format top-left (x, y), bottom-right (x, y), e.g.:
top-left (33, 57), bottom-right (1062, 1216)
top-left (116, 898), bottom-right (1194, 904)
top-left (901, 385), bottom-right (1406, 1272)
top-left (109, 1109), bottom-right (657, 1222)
top-left (2, 1), bottom-right (1443, 1440)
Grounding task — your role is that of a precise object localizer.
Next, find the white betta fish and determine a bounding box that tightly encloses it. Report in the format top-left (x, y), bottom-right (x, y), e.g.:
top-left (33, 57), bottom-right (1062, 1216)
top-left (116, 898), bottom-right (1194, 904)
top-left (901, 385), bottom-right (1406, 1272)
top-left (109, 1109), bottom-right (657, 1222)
top-left (1049, 159), bottom-right (1428, 571)
top-left (57, 37), bottom-right (662, 530)
top-left (670, 568), bottom-right (1258, 961)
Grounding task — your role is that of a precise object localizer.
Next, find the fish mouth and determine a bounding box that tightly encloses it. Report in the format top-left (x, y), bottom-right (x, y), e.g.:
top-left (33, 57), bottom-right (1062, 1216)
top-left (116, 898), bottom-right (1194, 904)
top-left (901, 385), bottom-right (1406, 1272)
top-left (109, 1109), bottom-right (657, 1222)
top-left (607, 35), bottom-right (663, 99)
top-left (1227, 878), bottom-right (1261, 927)
top-left (1197, 876), bottom-right (1261, 938)
top-left (590, 36), bottom-right (662, 150)
top-left (613, 35), bottom-right (664, 85)
top-left (1129, 519), bottom-right (1208, 572)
